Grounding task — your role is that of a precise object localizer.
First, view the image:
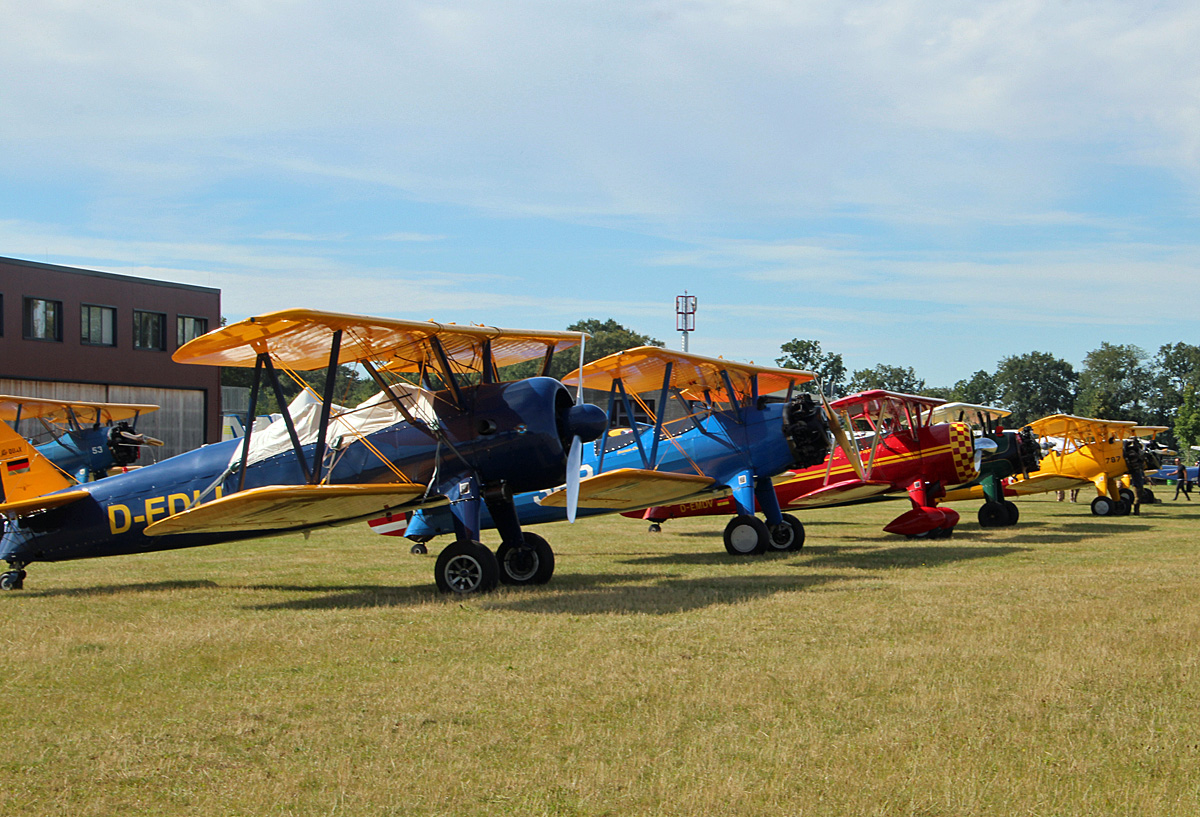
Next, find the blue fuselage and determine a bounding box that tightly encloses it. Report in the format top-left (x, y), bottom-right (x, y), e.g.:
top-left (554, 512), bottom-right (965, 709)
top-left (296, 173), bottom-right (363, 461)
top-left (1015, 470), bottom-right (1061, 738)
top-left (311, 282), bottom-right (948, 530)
top-left (2, 378), bottom-right (573, 565)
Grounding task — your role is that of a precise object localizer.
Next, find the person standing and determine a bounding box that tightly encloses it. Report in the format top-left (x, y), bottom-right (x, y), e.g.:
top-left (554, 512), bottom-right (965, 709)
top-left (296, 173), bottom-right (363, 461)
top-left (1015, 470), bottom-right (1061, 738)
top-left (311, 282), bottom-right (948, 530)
top-left (1176, 460), bottom-right (1192, 501)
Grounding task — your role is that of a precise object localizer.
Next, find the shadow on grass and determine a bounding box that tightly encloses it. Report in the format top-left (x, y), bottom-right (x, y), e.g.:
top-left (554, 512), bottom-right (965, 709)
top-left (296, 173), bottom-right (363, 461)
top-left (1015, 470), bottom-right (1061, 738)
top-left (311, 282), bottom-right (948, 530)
top-left (18, 579), bottom-right (220, 598)
top-left (622, 543), bottom-right (1028, 571)
top-left (1053, 522), bottom-right (1155, 535)
top-left (487, 573), bottom-right (862, 615)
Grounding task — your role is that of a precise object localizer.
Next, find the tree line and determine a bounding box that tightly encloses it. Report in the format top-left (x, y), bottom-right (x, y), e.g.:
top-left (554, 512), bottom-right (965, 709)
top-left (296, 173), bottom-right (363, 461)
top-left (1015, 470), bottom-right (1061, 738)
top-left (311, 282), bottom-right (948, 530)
top-left (777, 338), bottom-right (1200, 453)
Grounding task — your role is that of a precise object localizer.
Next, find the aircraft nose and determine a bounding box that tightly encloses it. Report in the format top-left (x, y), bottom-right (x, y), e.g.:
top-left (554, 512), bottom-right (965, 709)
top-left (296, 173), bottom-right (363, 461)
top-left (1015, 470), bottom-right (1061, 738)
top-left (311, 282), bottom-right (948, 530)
top-left (566, 404), bottom-right (607, 444)
top-left (973, 435), bottom-right (998, 473)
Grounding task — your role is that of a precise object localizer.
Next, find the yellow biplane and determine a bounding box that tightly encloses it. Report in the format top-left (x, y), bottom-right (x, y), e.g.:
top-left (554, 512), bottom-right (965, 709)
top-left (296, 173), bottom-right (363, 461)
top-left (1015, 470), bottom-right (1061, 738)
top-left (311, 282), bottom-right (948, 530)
top-left (943, 414), bottom-right (1167, 516)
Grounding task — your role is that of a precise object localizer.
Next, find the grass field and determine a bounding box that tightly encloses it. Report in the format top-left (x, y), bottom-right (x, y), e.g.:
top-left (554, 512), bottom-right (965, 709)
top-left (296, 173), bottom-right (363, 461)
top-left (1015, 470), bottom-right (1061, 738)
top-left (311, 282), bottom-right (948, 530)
top-left (2, 495), bottom-right (1199, 816)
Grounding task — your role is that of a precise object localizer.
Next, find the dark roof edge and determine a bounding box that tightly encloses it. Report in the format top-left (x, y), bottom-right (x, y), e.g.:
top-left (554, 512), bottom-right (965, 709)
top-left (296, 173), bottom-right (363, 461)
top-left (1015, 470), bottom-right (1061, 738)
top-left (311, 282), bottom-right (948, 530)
top-left (0, 255), bottom-right (221, 295)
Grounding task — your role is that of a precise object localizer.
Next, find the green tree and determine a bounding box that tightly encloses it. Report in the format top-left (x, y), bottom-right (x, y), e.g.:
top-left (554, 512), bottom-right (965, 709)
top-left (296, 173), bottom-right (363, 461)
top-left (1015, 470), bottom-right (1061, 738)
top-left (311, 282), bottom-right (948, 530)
top-left (1175, 386), bottom-right (1200, 462)
top-left (501, 318), bottom-right (663, 380)
top-left (1074, 342), bottom-right (1152, 421)
top-left (775, 338), bottom-right (846, 397)
top-left (1148, 342), bottom-right (1200, 429)
top-left (950, 370), bottom-right (998, 405)
top-left (993, 351), bottom-right (1076, 425)
top-left (846, 364), bottom-right (925, 395)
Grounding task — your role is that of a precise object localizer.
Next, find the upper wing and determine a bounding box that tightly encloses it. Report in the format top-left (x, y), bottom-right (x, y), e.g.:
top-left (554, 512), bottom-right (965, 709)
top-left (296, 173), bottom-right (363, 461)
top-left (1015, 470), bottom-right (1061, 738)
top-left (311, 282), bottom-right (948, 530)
top-left (830, 389), bottom-right (946, 417)
top-left (1028, 414), bottom-right (1136, 441)
top-left (560, 346), bottom-right (814, 404)
top-left (925, 401), bottom-right (1011, 426)
top-left (780, 478), bottom-right (894, 508)
top-left (143, 483), bottom-right (441, 536)
top-left (536, 469), bottom-right (719, 511)
top-left (0, 395), bottom-right (159, 425)
top-left (173, 308), bottom-right (585, 374)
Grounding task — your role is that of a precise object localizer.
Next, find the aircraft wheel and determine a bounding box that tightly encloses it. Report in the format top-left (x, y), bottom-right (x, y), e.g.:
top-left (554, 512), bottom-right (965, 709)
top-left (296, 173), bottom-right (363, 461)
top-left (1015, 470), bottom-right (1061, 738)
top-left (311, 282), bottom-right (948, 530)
top-left (409, 542), bottom-right (428, 555)
top-left (1091, 496), bottom-right (1114, 516)
top-left (1119, 488), bottom-right (1135, 506)
top-left (1113, 499), bottom-right (1131, 516)
top-left (0, 571), bottom-right (23, 591)
top-left (977, 501), bottom-right (1008, 528)
top-left (496, 532), bottom-right (555, 586)
top-left (1141, 488), bottom-right (1156, 504)
top-left (647, 523), bottom-right (662, 534)
top-left (434, 540), bottom-right (499, 595)
top-left (765, 513), bottom-right (805, 552)
top-left (723, 515), bottom-right (768, 555)
top-left (1004, 501), bottom-right (1020, 526)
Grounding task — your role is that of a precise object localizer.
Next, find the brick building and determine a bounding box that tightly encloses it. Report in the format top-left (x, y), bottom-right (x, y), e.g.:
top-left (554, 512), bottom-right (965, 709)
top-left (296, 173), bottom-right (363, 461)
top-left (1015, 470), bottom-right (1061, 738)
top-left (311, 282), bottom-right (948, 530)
top-left (0, 256), bottom-right (221, 458)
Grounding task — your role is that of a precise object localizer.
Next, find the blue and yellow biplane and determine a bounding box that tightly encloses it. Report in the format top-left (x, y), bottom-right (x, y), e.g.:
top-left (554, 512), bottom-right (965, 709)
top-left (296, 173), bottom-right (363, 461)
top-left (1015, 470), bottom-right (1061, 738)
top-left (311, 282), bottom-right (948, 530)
top-left (398, 345), bottom-right (832, 561)
top-left (0, 309), bottom-right (607, 593)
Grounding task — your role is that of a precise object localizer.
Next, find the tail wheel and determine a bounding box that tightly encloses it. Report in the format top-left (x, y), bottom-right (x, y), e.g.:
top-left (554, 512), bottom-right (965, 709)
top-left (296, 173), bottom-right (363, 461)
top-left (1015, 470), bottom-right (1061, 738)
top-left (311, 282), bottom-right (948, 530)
top-left (763, 513), bottom-right (805, 552)
top-left (496, 532), bottom-right (555, 586)
top-left (977, 501), bottom-right (1008, 527)
top-left (723, 515), bottom-right (768, 555)
top-left (434, 540), bottom-right (499, 595)
top-left (1090, 496), bottom-right (1114, 516)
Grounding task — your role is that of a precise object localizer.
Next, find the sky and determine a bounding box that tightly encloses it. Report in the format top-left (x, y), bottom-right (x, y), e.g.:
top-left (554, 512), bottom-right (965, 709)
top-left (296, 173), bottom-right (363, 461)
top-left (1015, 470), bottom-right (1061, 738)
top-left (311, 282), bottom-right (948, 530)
top-left (2, 0), bottom-right (1199, 387)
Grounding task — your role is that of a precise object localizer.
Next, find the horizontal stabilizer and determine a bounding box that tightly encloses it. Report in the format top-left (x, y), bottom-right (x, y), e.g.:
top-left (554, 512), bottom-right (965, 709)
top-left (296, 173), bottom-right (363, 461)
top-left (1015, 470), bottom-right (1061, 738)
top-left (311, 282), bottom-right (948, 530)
top-left (143, 483), bottom-right (435, 537)
top-left (0, 489), bottom-right (92, 517)
top-left (537, 469), bottom-right (715, 511)
top-left (782, 478), bottom-right (893, 508)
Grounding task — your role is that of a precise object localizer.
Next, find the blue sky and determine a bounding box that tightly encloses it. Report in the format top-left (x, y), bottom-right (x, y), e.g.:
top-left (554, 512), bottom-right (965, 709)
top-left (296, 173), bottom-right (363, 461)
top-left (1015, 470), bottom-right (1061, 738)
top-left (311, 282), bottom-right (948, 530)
top-left (2, 1), bottom-right (1198, 386)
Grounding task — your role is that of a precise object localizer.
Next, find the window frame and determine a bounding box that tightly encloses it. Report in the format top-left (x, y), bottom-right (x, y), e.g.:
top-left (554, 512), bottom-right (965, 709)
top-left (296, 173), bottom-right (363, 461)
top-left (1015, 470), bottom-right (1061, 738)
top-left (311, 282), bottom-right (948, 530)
top-left (23, 296), bottom-right (63, 342)
top-left (132, 309), bottom-right (168, 352)
top-left (176, 314), bottom-right (209, 348)
top-left (80, 303), bottom-right (118, 347)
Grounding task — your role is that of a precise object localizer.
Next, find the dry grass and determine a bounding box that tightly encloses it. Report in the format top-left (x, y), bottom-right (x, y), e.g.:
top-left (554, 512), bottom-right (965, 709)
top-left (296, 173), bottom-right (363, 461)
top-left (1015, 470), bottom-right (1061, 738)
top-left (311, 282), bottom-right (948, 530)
top-left (2, 496), bottom-right (1200, 815)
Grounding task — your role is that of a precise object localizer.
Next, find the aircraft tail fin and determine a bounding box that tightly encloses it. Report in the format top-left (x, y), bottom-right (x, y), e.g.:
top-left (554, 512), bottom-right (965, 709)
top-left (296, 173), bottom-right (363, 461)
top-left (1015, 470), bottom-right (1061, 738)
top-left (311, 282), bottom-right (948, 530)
top-left (0, 422), bottom-right (76, 504)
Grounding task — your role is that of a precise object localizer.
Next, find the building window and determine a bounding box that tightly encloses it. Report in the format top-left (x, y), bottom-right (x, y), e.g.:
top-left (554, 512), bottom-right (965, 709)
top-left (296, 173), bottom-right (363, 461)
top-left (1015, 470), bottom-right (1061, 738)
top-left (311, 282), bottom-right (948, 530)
top-left (24, 297), bottom-right (62, 341)
top-left (177, 315), bottom-right (208, 346)
top-left (81, 304), bottom-right (117, 346)
top-left (132, 310), bottom-right (166, 351)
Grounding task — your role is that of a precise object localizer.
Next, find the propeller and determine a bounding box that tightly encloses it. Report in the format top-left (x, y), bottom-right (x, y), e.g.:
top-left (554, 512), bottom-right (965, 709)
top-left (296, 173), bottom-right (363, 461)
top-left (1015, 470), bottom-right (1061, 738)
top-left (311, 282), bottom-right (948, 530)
top-left (819, 391), bottom-right (866, 481)
top-left (566, 333), bottom-right (586, 522)
top-left (117, 430), bottom-right (165, 447)
top-left (972, 436), bottom-right (998, 474)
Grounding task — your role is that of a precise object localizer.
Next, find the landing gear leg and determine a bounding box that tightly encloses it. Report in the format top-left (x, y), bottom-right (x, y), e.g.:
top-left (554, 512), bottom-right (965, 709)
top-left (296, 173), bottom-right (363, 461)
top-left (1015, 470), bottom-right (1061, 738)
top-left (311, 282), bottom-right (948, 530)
top-left (1, 562), bottom-right (27, 591)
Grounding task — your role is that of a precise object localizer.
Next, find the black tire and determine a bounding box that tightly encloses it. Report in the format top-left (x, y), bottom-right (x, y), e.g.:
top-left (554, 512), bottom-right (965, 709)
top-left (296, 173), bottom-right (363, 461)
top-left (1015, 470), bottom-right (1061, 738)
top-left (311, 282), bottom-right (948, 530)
top-left (1091, 496), bottom-right (1114, 516)
top-left (496, 532), bottom-right (555, 586)
top-left (723, 515), bottom-right (768, 555)
top-left (0, 572), bottom-right (20, 591)
top-left (1119, 488), bottom-right (1135, 506)
top-left (1113, 499), bottom-right (1131, 516)
top-left (978, 501), bottom-right (1008, 527)
top-left (409, 542), bottom-right (428, 555)
top-left (1141, 488), bottom-right (1155, 504)
top-left (764, 513), bottom-right (805, 552)
top-left (1003, 501), bottom-right (1020, 526)
top-left (647, 523), bottom-right (662, 533)
top-left (434, 540), bottom-right (499, 595)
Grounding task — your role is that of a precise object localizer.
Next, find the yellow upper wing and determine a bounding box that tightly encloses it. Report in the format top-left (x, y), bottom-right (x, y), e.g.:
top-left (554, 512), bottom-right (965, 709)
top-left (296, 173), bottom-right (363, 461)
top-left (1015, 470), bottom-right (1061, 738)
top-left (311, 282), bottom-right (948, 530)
top-left (174, 308), bottom-right (586, 374)
top-left (0, 395), bottom-right (158, 425)
top-left (561, 346), bottom-right (814, 403)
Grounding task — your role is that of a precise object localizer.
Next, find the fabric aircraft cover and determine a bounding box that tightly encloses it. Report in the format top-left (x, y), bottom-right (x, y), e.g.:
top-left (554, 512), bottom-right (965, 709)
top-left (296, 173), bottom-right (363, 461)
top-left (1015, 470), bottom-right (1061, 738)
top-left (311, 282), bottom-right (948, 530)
top-left (829, 389), bottom-right (945, 415)
top-left (143, 484), bottom-right (437, 536)
top-left (780, 478), bottom-right (894, 508)
top-left (536, 468), bottom-right (717, 511)
top-left (0, 395), bottom-right (159, 426)
top-left (173, 308), bottom-right (586, 374)
top-left (560, 346), bottom-right (815, 403)
top-left (228, 386), bottom-right (438, 472)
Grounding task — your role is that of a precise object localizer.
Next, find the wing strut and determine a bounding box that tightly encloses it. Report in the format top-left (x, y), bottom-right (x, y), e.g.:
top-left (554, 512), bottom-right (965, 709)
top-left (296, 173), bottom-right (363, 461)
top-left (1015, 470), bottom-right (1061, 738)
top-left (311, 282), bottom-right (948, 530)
top-left (237, 353), bottom-right (265, 492)
top-left (260, 353), bottom-right (313, 484)
top-left (309, 329), bottom-right (342, 484)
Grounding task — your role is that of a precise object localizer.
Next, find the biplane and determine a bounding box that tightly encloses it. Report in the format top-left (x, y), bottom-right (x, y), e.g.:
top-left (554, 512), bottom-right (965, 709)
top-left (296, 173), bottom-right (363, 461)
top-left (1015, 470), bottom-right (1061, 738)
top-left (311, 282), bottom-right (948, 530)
top-left (0, 395), bottom-right (163, 482)
top-left (0, 309), bottom-right (607, 593)
top-left (925, 402), bottom-right (1041, 527)
top-left (943, 414), bottom-right (1166, 516)
top-left (397, 346), bottom-right (832, 556)
top-left (633, 390), bottom-right (994, 539)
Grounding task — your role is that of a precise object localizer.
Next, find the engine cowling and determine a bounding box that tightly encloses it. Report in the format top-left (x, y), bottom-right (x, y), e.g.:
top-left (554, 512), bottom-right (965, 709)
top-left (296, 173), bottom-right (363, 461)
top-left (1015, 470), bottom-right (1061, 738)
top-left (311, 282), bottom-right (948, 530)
top-left (782, 393), bottom-right (830, 469)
